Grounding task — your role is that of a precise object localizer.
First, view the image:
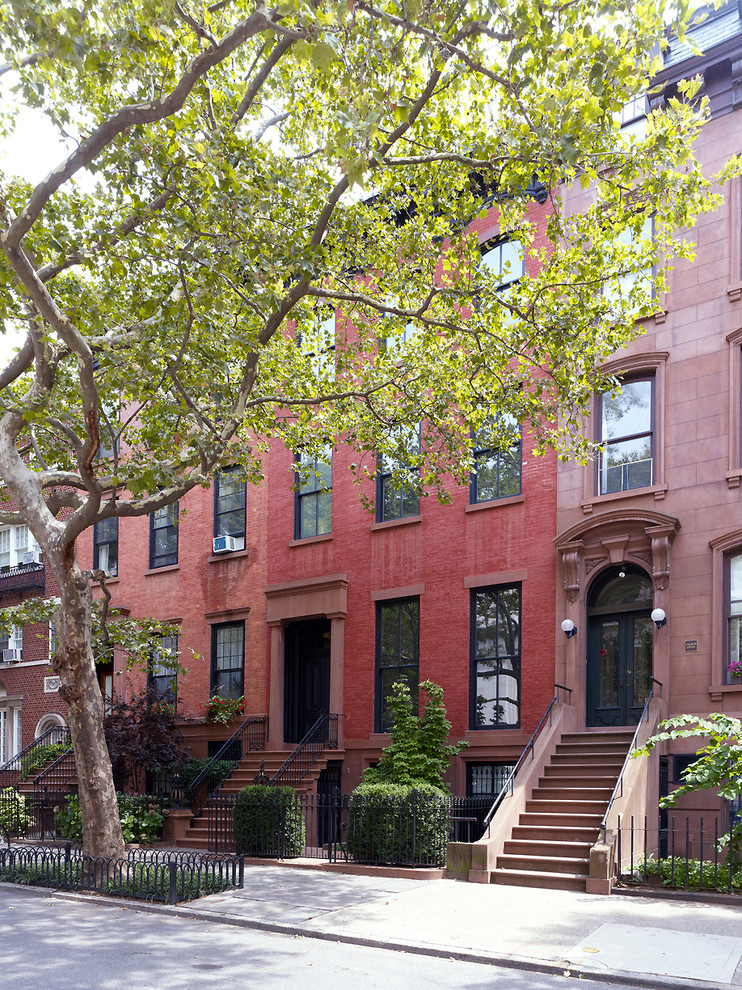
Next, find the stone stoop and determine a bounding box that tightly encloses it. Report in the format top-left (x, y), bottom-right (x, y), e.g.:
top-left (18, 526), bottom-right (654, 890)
top-left (491, 729), bottom-right (635, 892)
top-left (173, 747), bottom-right (342, 850)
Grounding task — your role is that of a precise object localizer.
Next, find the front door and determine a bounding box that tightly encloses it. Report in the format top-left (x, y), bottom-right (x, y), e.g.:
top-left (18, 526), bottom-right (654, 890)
top-left (284, 619), bottom-right (330, 743)
top-left (586, 566), bottom-right (653, 727)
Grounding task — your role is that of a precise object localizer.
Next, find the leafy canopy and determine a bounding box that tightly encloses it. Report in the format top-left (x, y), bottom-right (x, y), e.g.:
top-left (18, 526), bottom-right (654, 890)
top-left (0, 0), bottom-right (735, 539)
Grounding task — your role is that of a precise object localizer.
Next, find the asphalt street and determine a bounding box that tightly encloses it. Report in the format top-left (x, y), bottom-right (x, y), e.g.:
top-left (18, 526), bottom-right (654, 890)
top-left (0, 885), bottom-right (659, 990)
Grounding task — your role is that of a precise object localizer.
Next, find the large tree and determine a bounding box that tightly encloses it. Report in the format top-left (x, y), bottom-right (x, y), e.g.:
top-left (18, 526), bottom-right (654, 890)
top-left (0, 0), bottom-right (734, 857)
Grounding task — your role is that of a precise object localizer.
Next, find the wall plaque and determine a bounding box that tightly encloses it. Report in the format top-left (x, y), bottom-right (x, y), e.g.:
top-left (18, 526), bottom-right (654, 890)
top-left (44, 676), bottom-right (61, 693)
top-left (684, 640), bottom-right (698, 653)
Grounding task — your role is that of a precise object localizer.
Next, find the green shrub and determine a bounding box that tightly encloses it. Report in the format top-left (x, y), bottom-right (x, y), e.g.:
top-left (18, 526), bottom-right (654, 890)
top-left (636, 854), bottom-right (742, 892)
top-left (345, 782), bottom-right (451, 866)
top-left (177, 757), bottom-right (238, 792)
top-left (19, 742), bottom-right (69, 781)
top-left (54, 793), bottom-right (165, 844)
top-left (0, 788), bottom-right (35, 837)
top-left (232, 785), bottom-right (305, 858)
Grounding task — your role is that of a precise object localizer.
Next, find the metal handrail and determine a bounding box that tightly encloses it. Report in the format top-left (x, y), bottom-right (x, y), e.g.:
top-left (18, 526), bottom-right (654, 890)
top-left (0, 725), bottom-right (70, 787)
top-left (483, 683), bottom-right (572, 830)
top-left (32, 745), bottom-right (75, 792)
top-left (599, 680), bottom-right (663, 841)
top-left (268, 713), bottom-right (340, 788)
top-left (188, 715), bottom-right (266, 817)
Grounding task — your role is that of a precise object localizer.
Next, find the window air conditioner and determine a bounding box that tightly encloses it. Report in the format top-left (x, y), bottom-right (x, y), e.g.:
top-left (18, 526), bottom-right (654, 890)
top-left (212, 535), bottom-right (244, 554)
top-left (3, 649), bottom-right (21, 662)
top-left (22, 548), bottom-right (43, 565)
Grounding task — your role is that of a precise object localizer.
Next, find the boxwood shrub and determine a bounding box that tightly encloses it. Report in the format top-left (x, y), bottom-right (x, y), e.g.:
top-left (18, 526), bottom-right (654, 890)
top-left (232, 785), bottom-right (305, 858)
top-left (345, 782), bottom-right (451, 867)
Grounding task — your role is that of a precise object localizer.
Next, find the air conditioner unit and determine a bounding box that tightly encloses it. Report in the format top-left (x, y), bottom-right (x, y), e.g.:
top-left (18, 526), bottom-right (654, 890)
top-left (3, 649), bottom-right (21, 663)
top-left (22, 548), bottom-right (43, 565)
top-left (213, 535), bottom-right (244, 554)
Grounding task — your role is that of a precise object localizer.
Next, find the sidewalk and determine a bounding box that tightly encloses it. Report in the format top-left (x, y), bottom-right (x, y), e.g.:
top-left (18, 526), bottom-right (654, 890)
top-left (163, 864), bottom-right (742, 989)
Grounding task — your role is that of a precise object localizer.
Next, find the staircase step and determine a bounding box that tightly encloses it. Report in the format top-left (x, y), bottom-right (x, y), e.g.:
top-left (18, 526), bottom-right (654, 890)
top-left (518, 812), bottom-right (603, 828)
top-left (491, 867), bottom-right (588, 891)
top-left (560, 732), bottom-right (634, 743)
top-left (497, 853), bottom-right (589, 875)
top-left (525, 799), bottom-right (608, 815)
top-left (543, 764), bottom-right (623, 778)
top-left (531, 785), bottom-right (613, 800)
top-left (503, 839), bottom-right (593, 857)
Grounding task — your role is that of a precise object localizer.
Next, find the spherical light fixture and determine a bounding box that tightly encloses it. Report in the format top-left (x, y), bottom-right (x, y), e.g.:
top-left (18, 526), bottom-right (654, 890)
top-left (651, 607), bottom-right (667, 629)
top-left (561, 618), bottom-right (577, 639)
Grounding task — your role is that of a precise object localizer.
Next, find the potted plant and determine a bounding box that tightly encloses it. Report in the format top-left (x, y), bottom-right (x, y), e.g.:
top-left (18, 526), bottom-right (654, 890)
top-left (199, 694), bottom-right (245, 724)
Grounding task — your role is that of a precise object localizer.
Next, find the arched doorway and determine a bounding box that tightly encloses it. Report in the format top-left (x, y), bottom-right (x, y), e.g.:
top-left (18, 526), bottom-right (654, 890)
top-left (586, 565), bottom-right (654, 727)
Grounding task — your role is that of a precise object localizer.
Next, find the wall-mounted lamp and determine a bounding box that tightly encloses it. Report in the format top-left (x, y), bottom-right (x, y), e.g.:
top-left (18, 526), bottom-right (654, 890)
top-left (651, 607), bottom-right (667, 630)
top-left (561, 618), bottom-right (577, 639)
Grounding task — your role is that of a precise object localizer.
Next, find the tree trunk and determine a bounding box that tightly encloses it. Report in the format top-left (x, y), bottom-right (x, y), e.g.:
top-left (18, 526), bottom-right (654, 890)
top-left (53, 557), bottom-right (125, 860)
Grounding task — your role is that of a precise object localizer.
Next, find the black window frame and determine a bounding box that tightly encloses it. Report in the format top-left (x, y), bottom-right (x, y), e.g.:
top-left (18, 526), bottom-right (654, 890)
top-left (470, 584), bottom-right (521, 730)
top-left (479, 235), bottom-right (525, 292)
top-left (211, 621), bottom-right (245, 700)
top-left (470, 418), bottom-right (522, 504)
top-left (725, 550), bottom-right (742, 685)
top-left (149, 502), bottom-right (179, 569)
top-left (294, 448), bottom-right (332, 540)
top-left (376, 427), bottom-right (420, 523)
top-left (148, 634), bottom-right (178, 700)
top-left (93, 516), bottom-right (118, 577)
top-left (213, 466), bottom-right (246, 545)
top-left (595, 374), bottom-right (655, 496)
top-left (375, 597), bottom-right (420, 733)
top-left (466, 761), bottom-right (516, 798)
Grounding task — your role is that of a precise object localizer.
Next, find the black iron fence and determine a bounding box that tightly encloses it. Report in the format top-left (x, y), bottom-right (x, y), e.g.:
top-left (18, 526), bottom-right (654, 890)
top-left (0, 844), bottom-right (243, 904)
top-left (188, 716), bottom-right (266, 816)
top-left (615, 811), bottom-right (742, 894)
top-left (206, 790), bottom-right (492, 865)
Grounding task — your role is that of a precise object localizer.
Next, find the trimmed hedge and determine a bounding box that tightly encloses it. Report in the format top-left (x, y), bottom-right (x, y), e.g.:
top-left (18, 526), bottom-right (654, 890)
top-left (345, 782), bottom-right (451, 866)
top-left (232, 785), bottom-right (305, 858)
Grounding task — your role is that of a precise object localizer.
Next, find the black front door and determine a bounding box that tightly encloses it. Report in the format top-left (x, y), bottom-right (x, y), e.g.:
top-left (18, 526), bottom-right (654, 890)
top-left (284, 619), bottom-right (330, 743)
top-left (586, 565), bottom-right (654, 727)
top-left (587, 611), bottom-right (653, 726)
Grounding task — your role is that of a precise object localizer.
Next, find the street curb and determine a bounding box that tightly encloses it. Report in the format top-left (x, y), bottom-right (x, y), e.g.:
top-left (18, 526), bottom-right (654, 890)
top-left (0, 882), bottom-right (733, 990)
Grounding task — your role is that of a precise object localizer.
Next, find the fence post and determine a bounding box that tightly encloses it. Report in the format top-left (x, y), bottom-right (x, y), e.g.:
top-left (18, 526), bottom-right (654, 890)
top-left (168, 862), bottom-right (178, 905)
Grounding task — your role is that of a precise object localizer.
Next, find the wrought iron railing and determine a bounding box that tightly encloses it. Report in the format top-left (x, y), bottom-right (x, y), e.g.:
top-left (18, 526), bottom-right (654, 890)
top-left (187, 715), bottom-right (266, 817)
top-left (0, 562), bottom-right (45, 601)
top-left (0, 725), bottom-right (70, 790)
top-left (615, 811), bottom-right (740, 894)
top-left (267, 713), bottom-right (340, 788)
top-left (32, 745), bottom-right (76, 799)
top-left (483, 683), bottom-right (572, 831)
top-left (599, 679), bottom-right (662, 842)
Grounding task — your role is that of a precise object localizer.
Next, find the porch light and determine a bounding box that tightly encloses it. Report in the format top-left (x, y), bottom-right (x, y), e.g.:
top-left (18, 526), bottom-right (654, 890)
top-left (651, 607), bottom-right (667, 629)
top-left (561, 618), bottom-right (577, 639)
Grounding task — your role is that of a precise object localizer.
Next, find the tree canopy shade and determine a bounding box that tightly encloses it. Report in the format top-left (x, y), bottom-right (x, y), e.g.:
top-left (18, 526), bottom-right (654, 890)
top-left (0, 0), bottom-right (737, 856)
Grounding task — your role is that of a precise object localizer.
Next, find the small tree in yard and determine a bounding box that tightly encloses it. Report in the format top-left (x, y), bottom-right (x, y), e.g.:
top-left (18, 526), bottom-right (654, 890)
top-left (635, 713), bottom-right (742, 851)
top-left (0, 0), bottom-right (736, 857)
top-left (104, 687), bottom-right (187, 793)
top-left (363, 679), bottom-right (466, 790)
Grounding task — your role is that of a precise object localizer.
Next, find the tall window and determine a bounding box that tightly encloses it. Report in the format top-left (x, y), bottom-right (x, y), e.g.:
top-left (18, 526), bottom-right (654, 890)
top-left (480, 237), bottom-right (525, 289)
top-left (148, 635), bottom-right (178, 699)
top-left (211, 622), bottom-right (244, 700)
top-left (0, 623), bottom-right (23, 660)
top-left (471, 417), bottom-right (522, 503)
top-left (376, 599), bottom-right (419, 731)
top-left (93, 517), bottom-right (118, 577)
top-left (605, 214), bottom-right (653, 307)
top-left (727, 553), bottom-right (742, 684)
top-left (376, 426), bottom-right (420, 522)
top-left (149, 503), bottom-right (178, 568)
top-left (0, 525), bottom-right (41, 571)
top-left (470, 585), bottom-right (520, 728)
top-left (214, 467), bottom-right (246, 548)
top-left (466, 762), bottom-right (516, 798)
top-left (597, 377), bottom-right (653, 495)
top-left (295, 448), bottom-right (332, 539)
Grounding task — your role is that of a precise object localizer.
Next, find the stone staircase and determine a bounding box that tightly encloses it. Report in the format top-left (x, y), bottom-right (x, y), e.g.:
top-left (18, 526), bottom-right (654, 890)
top-left (491, 729), bottom-right (634, 891)
top-left (174, 745), bottom-right (342, 850)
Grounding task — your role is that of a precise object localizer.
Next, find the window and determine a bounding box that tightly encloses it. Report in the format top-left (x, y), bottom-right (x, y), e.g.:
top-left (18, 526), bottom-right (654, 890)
top-left (619, 94), bottom-right (646, 139)
top-left (149, 503), bottom-right (178, 568)
top-left (376, 426), bottom-right (420, 522)
top-left (376, 598), bottom-right (419, 731)
top-left (604, 214), bottom-right (653, 308)
top-left (470, 585), bottom-right (520, 728)
top-left (93, 517), bottom-right (118, 577)
top-left (214, 468), bottom-right (246, 548)
top-left (0, 623), bottom-right (23, 660)
top-left (471, 417), bottom-right (522, 503)
top-left (211, 622), bottom-right (244, 700)
top-left (726, 552), bottom-right (742, 684)
top-left (466, 762), bottom-right (516, 798)
top-left (295, 448), bottom-right (332, 539)
top-left (597, 377), bottom-right (654, 495)
top-left (479, 237), bottom-right (525, 289)
top-left (148, 635), bottom-right (178, 699)
top-left (0, 525), bottom-right (40, 571)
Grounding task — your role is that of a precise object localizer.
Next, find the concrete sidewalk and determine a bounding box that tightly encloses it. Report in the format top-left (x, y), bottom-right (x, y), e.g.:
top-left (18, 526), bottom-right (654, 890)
top-left (165, 865), bottom-right (742, 989)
